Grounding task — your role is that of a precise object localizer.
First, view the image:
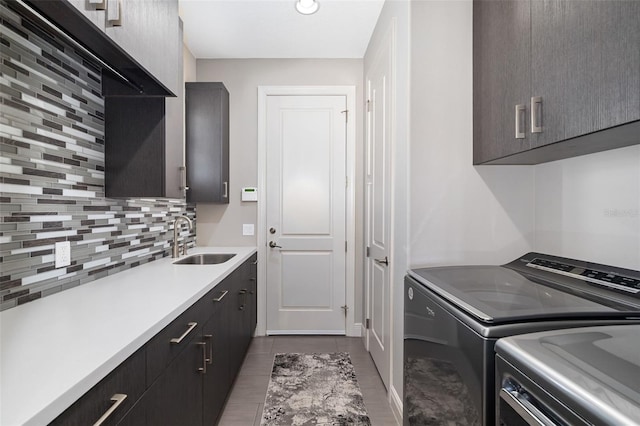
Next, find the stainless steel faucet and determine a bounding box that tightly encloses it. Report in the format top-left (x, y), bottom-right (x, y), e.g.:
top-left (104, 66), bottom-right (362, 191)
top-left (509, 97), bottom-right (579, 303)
top-left (172, 215), bottom-right (193, 258)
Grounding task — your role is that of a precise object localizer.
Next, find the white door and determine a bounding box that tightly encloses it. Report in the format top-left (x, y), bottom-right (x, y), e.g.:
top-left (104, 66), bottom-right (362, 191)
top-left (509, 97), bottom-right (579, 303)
top-left (265, 95), bottom-right (347, 334)
top-left (365, 25), bottom-right (393, 389)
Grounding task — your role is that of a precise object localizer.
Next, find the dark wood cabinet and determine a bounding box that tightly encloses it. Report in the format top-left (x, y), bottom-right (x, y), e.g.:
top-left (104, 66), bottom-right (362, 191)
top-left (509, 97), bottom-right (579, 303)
top-left (473, 0), bottom-right (640, 165)
top-left (104, 22), bottom-right (184, 199)
top-left (144, 336), bottom-right (204, 426)
top-left (185, 82), bottom-right (230, 203)
top-left (49, 349), bottom-right (146, 426)
top-left (473, 0), bottom-right (531, 164)
top-left (202, 285), bottom-right (232, 426)
top-left (51, 255), bottom-right (257, 426)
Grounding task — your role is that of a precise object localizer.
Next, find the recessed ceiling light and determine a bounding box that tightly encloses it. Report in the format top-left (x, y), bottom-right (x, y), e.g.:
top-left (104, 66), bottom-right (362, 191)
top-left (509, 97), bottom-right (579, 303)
top-left (296, 0), bottom-right (319, 15)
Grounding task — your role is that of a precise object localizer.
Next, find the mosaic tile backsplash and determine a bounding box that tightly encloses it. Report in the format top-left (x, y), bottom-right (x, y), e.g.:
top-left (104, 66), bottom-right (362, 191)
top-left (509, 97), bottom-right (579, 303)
top-left (0, 2), bottom-right (195, 311)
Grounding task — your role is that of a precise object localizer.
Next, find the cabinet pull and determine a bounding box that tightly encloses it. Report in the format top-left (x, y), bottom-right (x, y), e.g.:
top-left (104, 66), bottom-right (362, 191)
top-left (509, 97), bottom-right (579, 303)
top-left (213, 290), bottom-right (228, 302)
top-left (239, 289), bottom-right (247, 310)
top-left (531, 96), bottom-right (542, 133)
top-left (222, 181), bottom-right (228, 199)
top-left (515, 104), bottom-right (526, 139)
top-left (197, 341), bottom-right (207, 374)
top-left (106, 0), bottom-right (122, 26)
top-left (204, 334), bottom-right (213, 365)
top-left (179, 166), bottom-right (189, 191)
top-left (93, 393), bottom-right (127, 426)
top-left (89, 0), bottom-right (106, 10)
top-left (170, 321), bottom-right (198, 344)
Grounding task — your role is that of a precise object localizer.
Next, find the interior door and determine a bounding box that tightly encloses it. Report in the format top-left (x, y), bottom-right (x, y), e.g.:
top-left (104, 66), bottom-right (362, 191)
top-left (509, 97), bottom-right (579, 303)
top-left (365, 27), bottom-right (392, 389)
top-left (265, 95), bottom-right (347, 334)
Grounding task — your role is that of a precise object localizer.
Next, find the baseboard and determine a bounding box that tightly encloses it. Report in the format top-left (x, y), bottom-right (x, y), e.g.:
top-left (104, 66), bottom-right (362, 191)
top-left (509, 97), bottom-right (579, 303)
top-left (389, 385), bottom-right (403, 425)
top-left (349, 322), bottom-right (362, 337)
top-left (266, 330), bottom-right (345, 335)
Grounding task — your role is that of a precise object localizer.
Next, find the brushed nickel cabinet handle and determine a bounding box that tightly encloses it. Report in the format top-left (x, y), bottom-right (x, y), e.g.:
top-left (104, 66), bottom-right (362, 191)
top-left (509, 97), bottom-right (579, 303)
top-left (197, 341), bottom-right (207, 374)
top-left (213, 290), bottom-right (228, 302)
top-left (179, 166), bottom-right (189, 191)
top-left (515, 104), bottom-right (526, 139)
top-left (93, 393), bottom-right (127, 426)
top-left (170, 322), bottom-right (198, 344)
top-left (222, 181), bottom-right (228, 199)
top-left (204, 334), bottom-right (213, 365)
top-left (531, 96), bottom-right (543, 133)
top-left (106, 0), bottom-right (122, 26)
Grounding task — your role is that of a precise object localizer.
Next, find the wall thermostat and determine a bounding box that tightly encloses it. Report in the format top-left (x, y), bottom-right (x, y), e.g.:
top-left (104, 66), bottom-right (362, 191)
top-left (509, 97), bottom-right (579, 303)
top-left (241, 187), bottom-right (258, 202)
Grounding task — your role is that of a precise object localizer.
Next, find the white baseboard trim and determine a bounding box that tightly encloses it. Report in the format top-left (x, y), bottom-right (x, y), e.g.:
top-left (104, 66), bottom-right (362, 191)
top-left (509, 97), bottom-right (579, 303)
top-left (349, 323), bottom-right (362, 337)
top-left (266, 330), bottom-right (345, 335)
top-left (389, 385), bottom-right (403, 425)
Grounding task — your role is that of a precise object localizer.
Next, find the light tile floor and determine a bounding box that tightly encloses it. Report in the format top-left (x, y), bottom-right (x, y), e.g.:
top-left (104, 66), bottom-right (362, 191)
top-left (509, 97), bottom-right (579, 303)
top-left (218, 336), bottom-right (400, 426)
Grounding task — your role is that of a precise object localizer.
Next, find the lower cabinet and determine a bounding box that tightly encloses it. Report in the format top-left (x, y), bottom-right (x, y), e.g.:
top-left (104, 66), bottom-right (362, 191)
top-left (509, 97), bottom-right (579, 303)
top-left (50, 254), bottom-right (258, 426)
top-left (203, 283), bottom-right (232, 426)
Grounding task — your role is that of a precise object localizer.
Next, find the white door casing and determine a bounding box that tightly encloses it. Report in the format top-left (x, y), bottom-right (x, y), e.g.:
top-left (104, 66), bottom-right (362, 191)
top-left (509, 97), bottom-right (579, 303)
top-left (365, 21), bottom-right (395, 390)
top-left (257, 87), bottom-right (357, 336)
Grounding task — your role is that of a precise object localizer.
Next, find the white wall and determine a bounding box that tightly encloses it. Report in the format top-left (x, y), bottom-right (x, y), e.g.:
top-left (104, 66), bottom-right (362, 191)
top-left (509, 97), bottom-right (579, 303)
top-left (535, 145), bottom-right (640, 270)
top-left (409, 1), bottom-right (535, 270)
top-left (194, 59), bottom-right (366, 318)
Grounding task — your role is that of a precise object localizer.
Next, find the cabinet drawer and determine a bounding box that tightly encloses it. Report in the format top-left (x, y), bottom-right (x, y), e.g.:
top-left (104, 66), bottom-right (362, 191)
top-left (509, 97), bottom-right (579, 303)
top-left (50, 348), bottom-right (145, 426)
top-left (145, 302), bottom-right (207, 385)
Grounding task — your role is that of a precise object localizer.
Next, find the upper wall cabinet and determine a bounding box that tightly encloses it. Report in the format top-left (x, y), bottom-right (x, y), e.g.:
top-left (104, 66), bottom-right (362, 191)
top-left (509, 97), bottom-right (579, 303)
top-left (185, 83), bottom-right (230, 204)
top-left (104, 0), bottom-right (181, 96)
top-left (23, 0), bottom-right (176, 96)
top-left (105, 22), bottom-right (184, 199)
top-left (473, 0), bottom-right (640, 165)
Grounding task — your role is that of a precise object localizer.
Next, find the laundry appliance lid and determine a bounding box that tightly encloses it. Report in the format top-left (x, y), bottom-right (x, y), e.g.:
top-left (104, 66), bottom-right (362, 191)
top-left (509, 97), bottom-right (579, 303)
top-left (408, 265), bottom-right (627, 324)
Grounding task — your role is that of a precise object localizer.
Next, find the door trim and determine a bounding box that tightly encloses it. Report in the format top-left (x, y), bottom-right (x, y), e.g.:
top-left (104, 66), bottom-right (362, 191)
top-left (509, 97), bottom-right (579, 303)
top-left (256, 86), bottom-right (357, 337)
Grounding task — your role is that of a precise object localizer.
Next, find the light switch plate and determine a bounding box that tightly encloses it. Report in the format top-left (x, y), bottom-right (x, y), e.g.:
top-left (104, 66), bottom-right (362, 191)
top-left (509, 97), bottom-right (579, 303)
top-left (55, 241), bottom-right (71, 268)
top-left (242, 224), bottom-right (255, 236)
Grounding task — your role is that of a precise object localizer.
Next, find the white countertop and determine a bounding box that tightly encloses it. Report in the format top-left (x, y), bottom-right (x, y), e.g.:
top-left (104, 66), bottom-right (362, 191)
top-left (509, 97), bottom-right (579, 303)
top-left (0, 246), bottom-right (257, 426)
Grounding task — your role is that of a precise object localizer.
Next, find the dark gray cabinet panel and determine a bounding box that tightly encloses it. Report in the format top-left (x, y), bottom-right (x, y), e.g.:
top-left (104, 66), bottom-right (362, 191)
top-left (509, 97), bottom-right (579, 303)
top-left (50, 349), bottom-right (146, 426)
top-left (104, 20), bottom-right (184, 199)
top-left (104, 0), bottom-right (181, 96)
top-left (202, 285), bottom-right (232, 426)
top-left (185, 82), bottom-right (230, 203)
top-left (474, 0), bottom-right (640, 165)
top-left (105, 96), bottom-right (166, 198)
top-left (473, 0), bottom-right (531, 164)
top-left (532, 0), bottom-right (640, 148)
top-left (144, 336), bottom-right (204, 426)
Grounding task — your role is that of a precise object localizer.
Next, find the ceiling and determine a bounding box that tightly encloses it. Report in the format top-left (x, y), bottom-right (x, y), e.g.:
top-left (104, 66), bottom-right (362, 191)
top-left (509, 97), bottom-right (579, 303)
top-left (178, 0), bottom-right (385, 59)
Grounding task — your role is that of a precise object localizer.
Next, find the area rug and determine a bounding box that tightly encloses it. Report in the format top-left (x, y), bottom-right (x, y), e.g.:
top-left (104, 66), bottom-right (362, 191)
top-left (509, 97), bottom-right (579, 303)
top-left (261, 352), bottom-right (371, 425)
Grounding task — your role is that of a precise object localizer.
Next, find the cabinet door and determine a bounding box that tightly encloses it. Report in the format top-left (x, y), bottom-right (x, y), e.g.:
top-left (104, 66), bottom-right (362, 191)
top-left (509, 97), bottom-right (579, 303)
top-left (248, 255), bottom-right (258, 336)
top-left (531, 0), bottom-right (640, 149)
top-left (163, 19), bottom-right (185, 199)
top-left (105, 0), bottom-right (180, 95)
top-left (145, 335), bottom-right (204, 426)
top-left (202, 286), bottom-right (232, 426)
top-left (473, 0), bottom-right (531, 164)
top-left (185, 82), bottom-right (230, 203)
top-left (50, 349), bottom-right (145, 426)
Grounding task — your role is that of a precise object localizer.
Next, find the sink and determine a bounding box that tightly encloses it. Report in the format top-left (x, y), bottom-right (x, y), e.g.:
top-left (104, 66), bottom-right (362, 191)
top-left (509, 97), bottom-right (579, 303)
top-left (173, 253), bottom-right (236, 265)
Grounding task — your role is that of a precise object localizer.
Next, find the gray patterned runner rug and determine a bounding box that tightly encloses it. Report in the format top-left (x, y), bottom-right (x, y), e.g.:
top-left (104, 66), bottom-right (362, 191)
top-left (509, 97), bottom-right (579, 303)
top-left (261, 352), bottom-right (371, 426)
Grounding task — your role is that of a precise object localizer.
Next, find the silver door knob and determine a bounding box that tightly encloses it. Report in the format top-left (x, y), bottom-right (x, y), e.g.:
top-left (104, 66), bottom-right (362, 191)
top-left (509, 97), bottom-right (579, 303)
top-left (269, 241), bottom-right (282, 248)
